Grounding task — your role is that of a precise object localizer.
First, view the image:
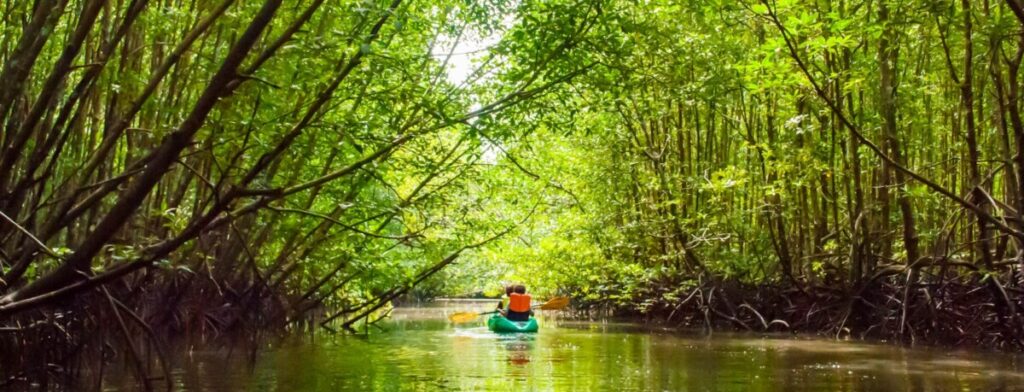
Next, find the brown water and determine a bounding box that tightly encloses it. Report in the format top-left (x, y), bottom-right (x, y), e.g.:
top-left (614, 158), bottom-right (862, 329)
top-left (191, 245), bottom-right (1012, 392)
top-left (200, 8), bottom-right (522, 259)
top-left (102, 301), bottom-right (1024, 391)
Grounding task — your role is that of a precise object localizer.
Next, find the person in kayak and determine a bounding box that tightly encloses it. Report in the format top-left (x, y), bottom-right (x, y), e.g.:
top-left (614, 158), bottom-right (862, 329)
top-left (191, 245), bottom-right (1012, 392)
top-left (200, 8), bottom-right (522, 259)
top-left (504, 284), bottom-right (534, 321)
top-left (496, 285), bottom-right (514, 312)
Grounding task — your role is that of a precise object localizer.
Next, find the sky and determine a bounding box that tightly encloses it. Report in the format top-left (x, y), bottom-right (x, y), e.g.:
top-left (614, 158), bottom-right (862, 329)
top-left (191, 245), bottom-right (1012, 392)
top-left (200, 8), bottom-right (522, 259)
top-left (432, 15), bottom-right (513, 165)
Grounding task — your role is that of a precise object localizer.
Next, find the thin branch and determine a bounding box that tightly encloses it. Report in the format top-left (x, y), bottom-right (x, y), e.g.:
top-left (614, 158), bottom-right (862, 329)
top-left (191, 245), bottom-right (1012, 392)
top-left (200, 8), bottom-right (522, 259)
top-left (0, 210), bottom-right (60, 259)
top-left (267, 206), bottom-right (418, 240)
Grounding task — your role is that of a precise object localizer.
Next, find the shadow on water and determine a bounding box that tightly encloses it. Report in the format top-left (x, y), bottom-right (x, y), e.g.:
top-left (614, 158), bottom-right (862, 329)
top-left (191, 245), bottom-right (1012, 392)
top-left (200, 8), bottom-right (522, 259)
top-left (96, 300), bottom-right (1024, 391)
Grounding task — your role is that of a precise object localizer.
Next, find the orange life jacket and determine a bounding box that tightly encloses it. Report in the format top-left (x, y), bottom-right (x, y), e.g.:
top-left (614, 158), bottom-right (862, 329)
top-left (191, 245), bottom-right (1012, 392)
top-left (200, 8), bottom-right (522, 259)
top-left (509, 293), bottom-right (531, 312)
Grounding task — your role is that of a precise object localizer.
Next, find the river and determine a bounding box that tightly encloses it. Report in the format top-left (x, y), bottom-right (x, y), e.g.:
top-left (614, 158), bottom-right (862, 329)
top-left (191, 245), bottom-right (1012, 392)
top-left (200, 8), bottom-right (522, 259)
top-left (101, 300), bottom-right (1024, 391)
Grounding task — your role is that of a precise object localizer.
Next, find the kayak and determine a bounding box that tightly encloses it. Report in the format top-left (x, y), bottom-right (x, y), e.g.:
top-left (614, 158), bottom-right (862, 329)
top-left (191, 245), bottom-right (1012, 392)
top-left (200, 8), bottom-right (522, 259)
top-left (487, 314), bottom-right (539, 333)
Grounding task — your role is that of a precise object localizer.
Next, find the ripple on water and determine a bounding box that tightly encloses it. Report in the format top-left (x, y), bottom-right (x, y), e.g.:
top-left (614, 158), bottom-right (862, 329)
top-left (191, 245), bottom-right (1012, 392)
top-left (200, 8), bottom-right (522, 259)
top-left (97, 304), bottom-right (1024, 391)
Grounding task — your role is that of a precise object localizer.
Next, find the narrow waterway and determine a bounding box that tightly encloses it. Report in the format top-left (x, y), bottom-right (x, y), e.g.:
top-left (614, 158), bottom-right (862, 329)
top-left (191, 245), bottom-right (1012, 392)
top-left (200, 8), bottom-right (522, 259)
top-left (103, 301), bottom-right (1024, 391)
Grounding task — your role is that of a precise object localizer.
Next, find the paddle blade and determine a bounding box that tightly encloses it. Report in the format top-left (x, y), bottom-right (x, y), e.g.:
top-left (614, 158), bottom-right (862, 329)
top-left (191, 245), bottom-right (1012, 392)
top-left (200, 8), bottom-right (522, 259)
top-left (448, 311), bottom-right (480, 324)
top-left (539, 296), bottom-right (570, 310)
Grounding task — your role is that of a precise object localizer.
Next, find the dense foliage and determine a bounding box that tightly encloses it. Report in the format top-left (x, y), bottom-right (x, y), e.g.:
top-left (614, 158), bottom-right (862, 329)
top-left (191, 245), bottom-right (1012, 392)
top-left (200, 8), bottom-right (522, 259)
top-left (5, 0), bottom-right (1024, 384)
top-left (0, 0), bottom-right (597, 383)
top-left (467, 0), bottom-right (1024, 347)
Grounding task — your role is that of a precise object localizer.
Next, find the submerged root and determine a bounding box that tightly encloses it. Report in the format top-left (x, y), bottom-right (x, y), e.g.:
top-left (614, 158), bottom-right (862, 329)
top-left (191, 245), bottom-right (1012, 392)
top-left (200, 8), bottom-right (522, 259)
top-left (578, 266), bottom-right (1024, 350)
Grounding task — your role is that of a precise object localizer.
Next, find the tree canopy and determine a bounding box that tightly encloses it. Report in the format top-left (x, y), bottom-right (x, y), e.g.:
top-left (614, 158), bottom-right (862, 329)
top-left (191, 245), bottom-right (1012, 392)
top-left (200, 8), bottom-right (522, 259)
top-left (3, 0), bottom-right (1024, 362)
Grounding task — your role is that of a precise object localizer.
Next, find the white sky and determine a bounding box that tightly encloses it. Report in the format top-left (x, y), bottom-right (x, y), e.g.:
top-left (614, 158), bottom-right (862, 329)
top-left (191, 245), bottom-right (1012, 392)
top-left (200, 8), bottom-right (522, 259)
top-left (431, 17), bottom-right (513, 165)
top-left (435, 32), bottom-right (501, 85)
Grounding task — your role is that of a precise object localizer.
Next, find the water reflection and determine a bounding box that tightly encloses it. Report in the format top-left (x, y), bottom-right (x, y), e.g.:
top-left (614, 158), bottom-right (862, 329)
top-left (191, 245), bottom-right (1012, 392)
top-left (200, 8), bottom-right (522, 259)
top-left (501, 335), bottom-right (534, 366)
top-left (100, 303), bottom-right (1024, 391)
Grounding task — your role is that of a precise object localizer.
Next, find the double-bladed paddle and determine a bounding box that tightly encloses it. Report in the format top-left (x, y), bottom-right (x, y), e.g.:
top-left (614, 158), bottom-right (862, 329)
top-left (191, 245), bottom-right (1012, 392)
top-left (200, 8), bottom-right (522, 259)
top-left (448, 296), bottom-right (570, 324)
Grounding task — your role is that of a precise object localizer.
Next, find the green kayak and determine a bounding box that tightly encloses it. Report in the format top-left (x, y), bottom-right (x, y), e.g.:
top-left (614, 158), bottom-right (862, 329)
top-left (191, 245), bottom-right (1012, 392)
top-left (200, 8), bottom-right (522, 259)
top-left (487, 315), bottom-right (539, 333)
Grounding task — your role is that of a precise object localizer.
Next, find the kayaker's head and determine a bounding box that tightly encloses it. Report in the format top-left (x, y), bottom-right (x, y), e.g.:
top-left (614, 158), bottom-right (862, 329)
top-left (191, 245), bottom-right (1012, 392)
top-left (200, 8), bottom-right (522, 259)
top-left (505, 285), bottom-right (515, 297)
top-left (513, 284), bottom-right (526, 294)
